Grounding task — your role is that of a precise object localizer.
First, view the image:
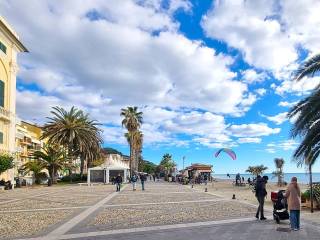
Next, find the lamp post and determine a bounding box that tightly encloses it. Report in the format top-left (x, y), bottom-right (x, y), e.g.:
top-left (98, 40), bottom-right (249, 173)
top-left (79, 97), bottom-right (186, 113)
top-left (182, 156), bottom-right (185, 170)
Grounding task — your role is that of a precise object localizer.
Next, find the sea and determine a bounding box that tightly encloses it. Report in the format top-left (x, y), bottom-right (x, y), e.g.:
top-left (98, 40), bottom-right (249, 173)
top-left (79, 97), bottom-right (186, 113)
top-left (213, 173), bottom-right (320, 184)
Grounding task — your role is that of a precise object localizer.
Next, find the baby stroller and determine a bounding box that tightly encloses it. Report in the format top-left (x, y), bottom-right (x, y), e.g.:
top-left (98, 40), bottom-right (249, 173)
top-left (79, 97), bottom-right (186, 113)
top-left (271, 190), bottom-right (289, 224)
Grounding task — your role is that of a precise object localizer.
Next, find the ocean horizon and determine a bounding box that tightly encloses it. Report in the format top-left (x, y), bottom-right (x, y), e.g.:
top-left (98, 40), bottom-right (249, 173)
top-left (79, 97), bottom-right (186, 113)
top-left (213, 172), bottom-right (320, 184)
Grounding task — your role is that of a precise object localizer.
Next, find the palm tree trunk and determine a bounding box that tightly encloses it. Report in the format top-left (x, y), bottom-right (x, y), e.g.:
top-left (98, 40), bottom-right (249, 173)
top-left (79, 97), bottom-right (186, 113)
top-left (80, 154), bottom-right (84, 179)
top-left (309, 163), bottom-right (314, 213)
top-left (129, 136), bottom-right (133, 177)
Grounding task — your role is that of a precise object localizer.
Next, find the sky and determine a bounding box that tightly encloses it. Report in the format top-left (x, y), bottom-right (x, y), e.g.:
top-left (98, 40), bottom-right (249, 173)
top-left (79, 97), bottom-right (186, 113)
top-left (2, 0), bottom-right (320, 174)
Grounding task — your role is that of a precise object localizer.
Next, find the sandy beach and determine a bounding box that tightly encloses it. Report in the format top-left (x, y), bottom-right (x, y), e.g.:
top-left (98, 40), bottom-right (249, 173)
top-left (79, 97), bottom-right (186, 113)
top-left (191, 178), bottom-right (320, 224)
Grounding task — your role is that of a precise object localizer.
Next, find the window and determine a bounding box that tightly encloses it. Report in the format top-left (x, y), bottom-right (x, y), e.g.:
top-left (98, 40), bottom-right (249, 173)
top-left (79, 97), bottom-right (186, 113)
top-left (0, 80), bottom-right (4, 107)
top-left (0, 132), bottom-right (3, 144)
top-left (0, 41), bottom-right (6, 54)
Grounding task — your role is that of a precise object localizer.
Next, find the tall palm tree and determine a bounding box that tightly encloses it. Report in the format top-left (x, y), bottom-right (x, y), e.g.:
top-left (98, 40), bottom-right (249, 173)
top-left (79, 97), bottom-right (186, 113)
top-left (293, 53), bottom-right (320, 81)
top-left (273, 158), bottom-right (285, 186)
top-left (121, 107), bottom-right (143, 176)
top-left (33, 144), bottom-right (69, 184)
top-left (41, 106), bottom-right (102, 177)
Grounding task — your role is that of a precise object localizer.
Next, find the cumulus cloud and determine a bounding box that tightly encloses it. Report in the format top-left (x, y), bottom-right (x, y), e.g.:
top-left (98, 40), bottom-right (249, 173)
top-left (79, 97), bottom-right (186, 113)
top-left (242, 69), bottom-right (268, 84)
top-left (275, 76), bottom-right (320, 95)
top-left (278, 101), bottom-right (299, 108)
top-left (228, 123), bottom-right (281, 138)
top-left (266, 139), bottom-right (298, 153)
top-left (237, 137), bottom-right (261, 144)
top-left (0, 0), bottom-right (262, 146)
top-left (261, 112), bottom-right (288, 125)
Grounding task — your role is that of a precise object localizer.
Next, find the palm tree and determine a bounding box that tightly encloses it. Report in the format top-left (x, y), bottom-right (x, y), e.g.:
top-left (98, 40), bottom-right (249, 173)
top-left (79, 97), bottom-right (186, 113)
top-left (273, 158), bottom-right (285, 186)
top-left (121, 107), bottom-right (143, 176)
top-left (159, 153), bottom-right (176, 180)
top-left (246, 165), bottom-right (268, 177)
top-left (33, 144), bottom-right (69, 184)
top-left (293, 53), bottom-right (320, 81)
top-left (41, 106), bottom-right (102, 177)
top-left (20, 160), bottom-right (47, 184)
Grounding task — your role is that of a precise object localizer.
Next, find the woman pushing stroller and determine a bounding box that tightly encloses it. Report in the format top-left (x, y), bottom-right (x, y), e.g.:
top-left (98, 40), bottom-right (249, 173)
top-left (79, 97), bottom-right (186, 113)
top-left (285, 177), bottom-right (301, 231)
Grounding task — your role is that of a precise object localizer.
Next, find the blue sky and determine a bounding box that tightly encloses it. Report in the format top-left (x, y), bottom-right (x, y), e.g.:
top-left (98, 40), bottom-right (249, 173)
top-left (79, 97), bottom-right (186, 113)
top-left (2, 0), bottom-right (320, 174)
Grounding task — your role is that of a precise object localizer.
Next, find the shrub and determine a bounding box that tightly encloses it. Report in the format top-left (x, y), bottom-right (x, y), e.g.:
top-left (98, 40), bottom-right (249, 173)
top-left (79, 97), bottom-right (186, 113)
top-left (0, 153), bottom-right (14, 175)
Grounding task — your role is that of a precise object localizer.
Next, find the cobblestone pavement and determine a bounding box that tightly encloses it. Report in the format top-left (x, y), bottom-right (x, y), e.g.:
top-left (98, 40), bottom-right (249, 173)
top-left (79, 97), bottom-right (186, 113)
top-left (0, 181), bottom-right (319, 240)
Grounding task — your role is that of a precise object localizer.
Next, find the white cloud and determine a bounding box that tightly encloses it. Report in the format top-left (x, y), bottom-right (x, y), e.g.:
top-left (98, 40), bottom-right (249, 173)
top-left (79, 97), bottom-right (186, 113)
top-left (275, 76), bottom-right (320, 95)
top-left (242, 69), bottom-right (268, 84)
top-left (278, 101), bottom-right (298, 108)
top-left (202, 0), bottom-right (297, 72)
top-left (261, 112), bottom-right (288, 125)
top-left (255, 88), bottom-right (267, 96)
top-left (228, 123), bottom-right (281, 138)
top-left (267, 140), bottom-right (298, 152)
top-left (237, 137), bottom-right (261, 144)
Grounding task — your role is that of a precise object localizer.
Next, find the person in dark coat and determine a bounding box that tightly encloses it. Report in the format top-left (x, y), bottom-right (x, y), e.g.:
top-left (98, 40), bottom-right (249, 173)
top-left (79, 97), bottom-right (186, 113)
top-left (115, 173), bottom-right (123, 192)
top-left (140, 174), bottom-right (146, 191)
top-left (255, 175), bottom-right (267, 220)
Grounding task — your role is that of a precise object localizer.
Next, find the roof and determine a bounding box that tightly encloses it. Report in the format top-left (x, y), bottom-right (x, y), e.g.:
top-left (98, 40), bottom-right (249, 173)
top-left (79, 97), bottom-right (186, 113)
top-left (0, 16), bottom-right (28, 52)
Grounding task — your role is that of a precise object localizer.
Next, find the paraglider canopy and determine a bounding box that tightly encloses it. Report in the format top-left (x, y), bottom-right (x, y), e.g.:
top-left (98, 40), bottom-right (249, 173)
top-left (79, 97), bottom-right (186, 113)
top-left (215, 148), bottom-right (236, 160)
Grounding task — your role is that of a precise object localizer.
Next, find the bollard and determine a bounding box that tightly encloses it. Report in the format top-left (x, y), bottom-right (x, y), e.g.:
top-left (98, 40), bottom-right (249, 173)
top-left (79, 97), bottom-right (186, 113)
top-left (205, 187), bottom-right (208, 192)
top-left (232, 194), bottom-right (236, 199)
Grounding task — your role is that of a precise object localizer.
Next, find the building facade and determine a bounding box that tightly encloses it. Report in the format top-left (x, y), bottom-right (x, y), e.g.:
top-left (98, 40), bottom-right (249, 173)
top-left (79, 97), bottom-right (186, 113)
top-left (0, 17), bottom-right (28, 181)
top-left (15, 120), bottom-right (43, 184)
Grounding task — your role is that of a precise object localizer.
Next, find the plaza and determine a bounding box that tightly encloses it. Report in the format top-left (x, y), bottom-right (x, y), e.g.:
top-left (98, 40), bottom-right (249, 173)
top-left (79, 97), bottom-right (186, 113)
top-left (0, 181), bottom-right (319, 240)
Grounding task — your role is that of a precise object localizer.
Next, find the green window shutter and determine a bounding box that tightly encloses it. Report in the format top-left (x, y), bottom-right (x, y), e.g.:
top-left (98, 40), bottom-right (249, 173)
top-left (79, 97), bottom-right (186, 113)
top-left (0, 80), bottom-right (4, 107)
top-left (0, 41), bottom-right (6, 54)
top-left (0, 132), bottom-right (3, 144)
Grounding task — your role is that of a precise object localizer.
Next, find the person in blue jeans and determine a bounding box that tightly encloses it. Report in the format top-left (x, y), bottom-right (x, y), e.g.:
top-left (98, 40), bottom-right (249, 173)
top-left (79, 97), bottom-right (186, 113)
top-left (115, 173), bottom-right (122, 192)
top-left (285, 177), bottom-right (301, 231)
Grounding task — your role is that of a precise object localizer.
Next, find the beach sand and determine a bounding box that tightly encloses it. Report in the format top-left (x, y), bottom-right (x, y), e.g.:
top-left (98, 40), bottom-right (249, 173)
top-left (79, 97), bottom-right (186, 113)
top-left (191, 179), bottom-right (320, 224)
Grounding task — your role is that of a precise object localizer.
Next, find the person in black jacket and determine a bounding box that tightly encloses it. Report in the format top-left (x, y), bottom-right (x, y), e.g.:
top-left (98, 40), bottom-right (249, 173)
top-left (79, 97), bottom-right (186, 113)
top-left (255, 175), bottom-right (267, 220)
top-left (115, 173), bottom-right (123, 192)
top-left (140, 174), bottom-right (146, 191)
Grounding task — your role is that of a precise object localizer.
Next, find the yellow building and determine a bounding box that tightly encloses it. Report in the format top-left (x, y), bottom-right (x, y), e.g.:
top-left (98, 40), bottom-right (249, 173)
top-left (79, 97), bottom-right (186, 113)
top-left (15, 119), bottom-right (43, 184)
top-left (0, 17), bottom-right (28, 181)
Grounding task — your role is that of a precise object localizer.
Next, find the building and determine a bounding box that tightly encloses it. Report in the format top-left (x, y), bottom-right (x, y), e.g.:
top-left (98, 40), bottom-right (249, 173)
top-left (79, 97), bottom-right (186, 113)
top-left (185, 163), bottom-right (213, 179)
top-left (87, 147), bottom-right (130, 184)
top-left (15, 119), bottom-right (43, 184)
top-left (0, 17), bottom-right (28, 182)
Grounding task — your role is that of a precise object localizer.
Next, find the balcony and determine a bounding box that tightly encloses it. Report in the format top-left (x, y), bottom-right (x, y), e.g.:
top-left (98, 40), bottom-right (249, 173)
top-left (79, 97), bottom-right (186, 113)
top-left (0, 106), bottom-right (11, 121)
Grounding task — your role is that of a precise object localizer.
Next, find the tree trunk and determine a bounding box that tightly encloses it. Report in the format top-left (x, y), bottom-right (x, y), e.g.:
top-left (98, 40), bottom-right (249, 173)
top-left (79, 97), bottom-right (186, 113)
top-left (80, 155), bottom-right (84, 179)
top-left (309, 164), bottom-right (314, 213)
top-left (129, 136), bottom-right (133, 177)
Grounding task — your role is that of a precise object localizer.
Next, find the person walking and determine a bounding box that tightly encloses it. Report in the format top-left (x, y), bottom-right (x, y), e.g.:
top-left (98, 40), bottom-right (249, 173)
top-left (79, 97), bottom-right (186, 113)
top-left (115, 173), bottom-right (122, 192)
top-left (285, 177), bottom-right (301, 231)
top-left (255, 175), bottom-right (267, 220)
top-left (140, 174), bottom-right (146, 191)
top-left (131, 174), bottom-right (137, 191)
top-left (153, 174), bottom-right (156, 182)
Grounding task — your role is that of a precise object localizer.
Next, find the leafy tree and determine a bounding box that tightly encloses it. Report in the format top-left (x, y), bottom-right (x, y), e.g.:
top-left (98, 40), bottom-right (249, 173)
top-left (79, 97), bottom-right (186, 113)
top-left (141, 160), bottom-right (157, 174)
top-left (246, 165), bottom-right (268, 176)
top-left (41, 106), bottom-right (102, 177)
top-left (0, 153), bottom-right (14, 175)
top-left (272, 158), bottom-right (285, 186)
top-left (20, 160), bottom-right (47, 184)
top-left (121, 106), bottom-right (143, 175)
top-left (33, 144), bottom-right (69, 184)
top-left (159, 153), bottom-right (176, 179)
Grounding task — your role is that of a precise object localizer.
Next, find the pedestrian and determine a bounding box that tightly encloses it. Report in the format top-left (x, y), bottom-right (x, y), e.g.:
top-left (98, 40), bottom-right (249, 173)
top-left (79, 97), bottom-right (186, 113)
top-left (285, 177), bottom-right (301, 231)
top-left (153, 174), bottom-right (156, 182)
top-left (255, 175), bottom-right (267, 220)
top-left (115, 173), bottom-right (122, 192)
top-left (204, 175), bottom-right (208, 185)
top-left (131, 174), bottom-right (137, 191)
top-left (140, 174), bottom-right (146, 191)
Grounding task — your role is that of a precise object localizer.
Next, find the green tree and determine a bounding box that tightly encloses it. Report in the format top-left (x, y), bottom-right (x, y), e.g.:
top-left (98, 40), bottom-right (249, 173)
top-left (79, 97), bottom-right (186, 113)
top-left (41, 106), bottom-right (102, 178)
top-left (246, 165), bottom-right (268, 176)
top-left (272, 158), bottom-right (285, 186)
top-left (121, 106), bottom-right (143, 176)
top-left (33, 144), bottom-right (69, 184)
top-left (0, 153), bottom-right (14, 175)
top-left (141, 160), bottom-right (157, 174)
top-left (20, 160), bottom-right (47, 184)
top-left (159, 153), bottom-right (176, 179)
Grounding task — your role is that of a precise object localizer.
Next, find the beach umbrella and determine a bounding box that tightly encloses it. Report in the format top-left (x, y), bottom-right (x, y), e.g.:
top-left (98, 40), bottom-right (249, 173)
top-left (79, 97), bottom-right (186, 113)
top-left (214, 148), bottom-right (236, 160)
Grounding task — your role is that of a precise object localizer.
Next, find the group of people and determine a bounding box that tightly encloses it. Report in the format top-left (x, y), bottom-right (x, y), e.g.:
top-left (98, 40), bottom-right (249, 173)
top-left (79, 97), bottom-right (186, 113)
top-left (113, 172), bottom-right (149, 192)
top-left (255, 175), bottom-right (301, 231)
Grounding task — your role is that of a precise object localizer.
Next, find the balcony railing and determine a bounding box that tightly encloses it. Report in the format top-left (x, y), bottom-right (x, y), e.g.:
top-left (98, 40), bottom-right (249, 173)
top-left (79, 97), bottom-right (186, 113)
top-left (0, 106), bottom-right (11, 121)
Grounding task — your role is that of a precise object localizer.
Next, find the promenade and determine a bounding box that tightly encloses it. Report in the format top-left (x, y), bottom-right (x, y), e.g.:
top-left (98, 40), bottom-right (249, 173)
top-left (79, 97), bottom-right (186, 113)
top-left (0, 181), bottom-right (319, 240)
